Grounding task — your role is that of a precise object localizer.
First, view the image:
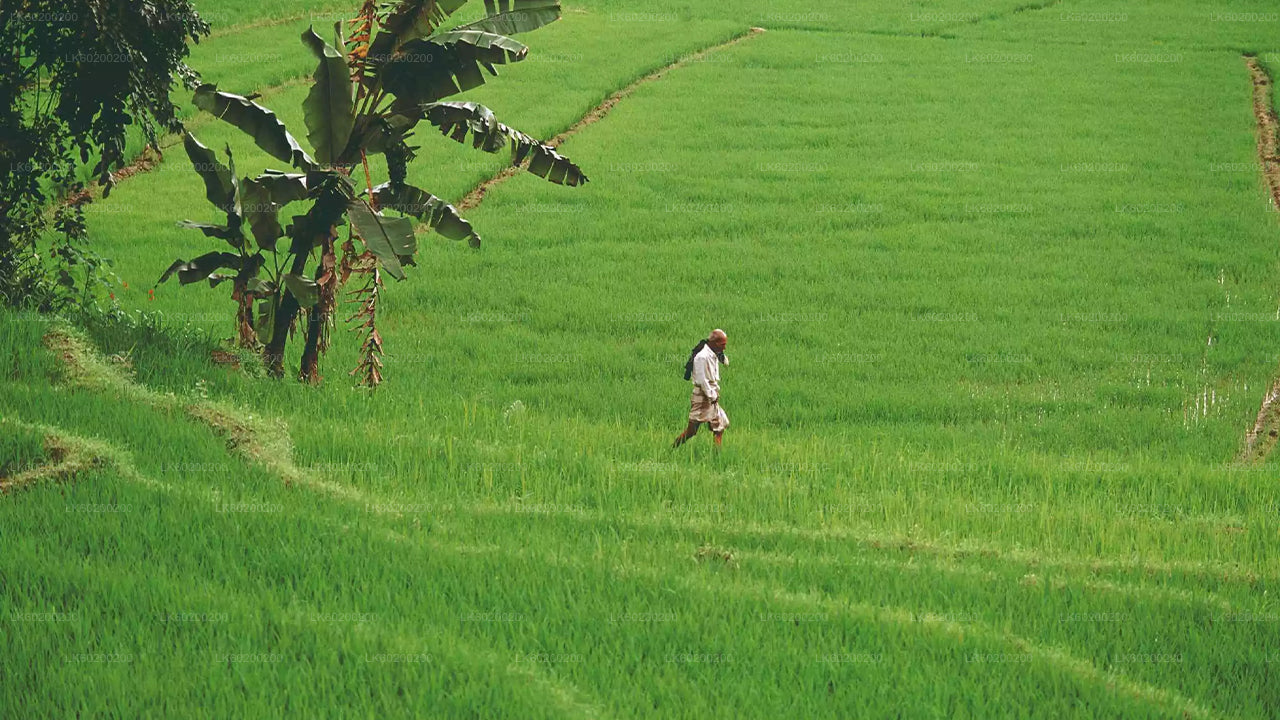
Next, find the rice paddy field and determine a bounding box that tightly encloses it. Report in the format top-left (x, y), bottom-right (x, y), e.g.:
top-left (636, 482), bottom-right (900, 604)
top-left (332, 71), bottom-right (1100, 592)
top-left (5, 0), bottom-right (1280, 717)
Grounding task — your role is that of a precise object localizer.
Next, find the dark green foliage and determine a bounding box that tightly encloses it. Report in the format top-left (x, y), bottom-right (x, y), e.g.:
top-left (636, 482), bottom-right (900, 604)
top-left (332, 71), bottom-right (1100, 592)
top-left (0, 0), bottom-right (208, 310)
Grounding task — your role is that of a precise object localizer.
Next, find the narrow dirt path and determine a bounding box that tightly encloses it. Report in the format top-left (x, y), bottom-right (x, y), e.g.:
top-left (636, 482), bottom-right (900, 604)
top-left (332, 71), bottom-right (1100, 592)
top-left (1245, 57), bottom-right (1280, 210)
top-left (0, 418), bottom-right (173, 494)
top-left (457, 27), bottom-right (767, 211)
top-left (1238, 56), bottom-right (1280, 464)
top-left (0, 424), bottom-right (103, 493)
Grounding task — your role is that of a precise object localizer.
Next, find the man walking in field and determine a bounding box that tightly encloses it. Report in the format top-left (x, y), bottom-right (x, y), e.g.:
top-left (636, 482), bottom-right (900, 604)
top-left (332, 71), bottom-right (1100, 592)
top-left (673, 329), bottom-right (729, 448)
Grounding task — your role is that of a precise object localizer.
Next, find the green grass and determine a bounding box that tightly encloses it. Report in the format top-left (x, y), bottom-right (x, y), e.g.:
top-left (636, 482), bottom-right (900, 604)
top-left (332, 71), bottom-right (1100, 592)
top-left (5, 0), bottom-right (1280, 717)
top-left (0, 419), bottom-right (48, 478)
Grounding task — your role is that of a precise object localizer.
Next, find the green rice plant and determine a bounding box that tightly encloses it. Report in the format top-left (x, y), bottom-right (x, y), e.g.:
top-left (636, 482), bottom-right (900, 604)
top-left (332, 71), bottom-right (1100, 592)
top-left (0, 420), bottom-right (47, 479)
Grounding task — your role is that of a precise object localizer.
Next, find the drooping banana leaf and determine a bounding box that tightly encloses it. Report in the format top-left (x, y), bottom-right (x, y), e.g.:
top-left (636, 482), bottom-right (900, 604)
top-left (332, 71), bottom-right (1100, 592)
top-left (427, 30), bottom-right (528, 66)
top-left (210, 252), bottom-right (264, 290)
top-left (301, 26), bottom-right (356, 165)
top-left (371, 181), bottom-right (480, 247)
top-left (193, 84), bottom-right (317, 171)
top-left (346, 199), bottom-right (417, 281)
top-left (157, 252), bottom-right (245, 286)
top-left (420, 101), bottom-right (588, 186)
top-left (378, 34), bottom-right (527, 111)
top-left (370, 0), bottom-right (471, 58)
top-left (182, 132), bottom-right (237, 216)
top-left (177, 221), bottom-right (244, 249)
top-left (460, 0), bottom-right (560, 35)
top-left (281, 272), bottom-right (320, 308)
top-left (255, 296), bottom-right (276, 344)
top-left (245, 278), bottom-right (276, 296)
top-left (249, 170), bottom-right (310, 205)
top-left (238, 179), bottom-right (284, 251)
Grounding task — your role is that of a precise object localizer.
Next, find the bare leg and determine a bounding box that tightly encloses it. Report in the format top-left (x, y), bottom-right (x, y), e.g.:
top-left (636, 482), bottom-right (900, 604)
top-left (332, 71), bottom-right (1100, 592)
top-left (672, 420), bottom-right (701, 448)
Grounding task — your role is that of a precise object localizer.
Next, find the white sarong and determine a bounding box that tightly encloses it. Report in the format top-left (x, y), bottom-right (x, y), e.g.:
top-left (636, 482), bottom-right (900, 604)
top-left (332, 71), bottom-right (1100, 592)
top-left (689, 387), bottom-right (729, 432)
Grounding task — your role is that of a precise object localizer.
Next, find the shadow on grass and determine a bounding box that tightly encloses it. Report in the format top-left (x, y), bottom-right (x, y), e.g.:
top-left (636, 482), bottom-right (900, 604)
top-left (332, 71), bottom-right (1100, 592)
top-left (72, 305), bottom-right (264, 394)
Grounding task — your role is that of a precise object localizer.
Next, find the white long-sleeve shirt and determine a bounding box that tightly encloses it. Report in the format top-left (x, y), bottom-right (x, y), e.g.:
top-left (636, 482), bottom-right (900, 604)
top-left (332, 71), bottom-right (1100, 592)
top-left (690, 345), bottom-right (722, 401)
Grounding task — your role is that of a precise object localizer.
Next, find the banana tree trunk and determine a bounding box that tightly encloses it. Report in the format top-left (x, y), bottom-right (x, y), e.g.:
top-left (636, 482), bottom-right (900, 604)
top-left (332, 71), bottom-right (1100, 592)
top-left (298, 317), bottom-right (322, 383)
top-left (263, 259), bottom-right (305, 378)
top-left (298, 280), bottom-right (324, 384)
top-left (298, 226), bottom-right (338, 382)
top-left (263, 189), bottom-right (345, 379)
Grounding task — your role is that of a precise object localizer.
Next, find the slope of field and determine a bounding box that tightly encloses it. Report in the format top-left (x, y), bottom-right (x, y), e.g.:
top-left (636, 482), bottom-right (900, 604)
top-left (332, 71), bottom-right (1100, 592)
top-left (4, 0), bottom-right (1280, 717)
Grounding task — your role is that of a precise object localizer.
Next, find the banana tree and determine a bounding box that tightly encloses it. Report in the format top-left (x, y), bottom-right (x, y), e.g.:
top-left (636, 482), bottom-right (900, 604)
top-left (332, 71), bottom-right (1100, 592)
top-left (158, 0), bottom-right (586, 383)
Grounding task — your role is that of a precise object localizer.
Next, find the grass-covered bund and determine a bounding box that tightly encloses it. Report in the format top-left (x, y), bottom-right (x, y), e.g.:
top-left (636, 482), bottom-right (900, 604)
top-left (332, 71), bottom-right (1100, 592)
top-left (4, 0), bottom-right (1280, 717)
